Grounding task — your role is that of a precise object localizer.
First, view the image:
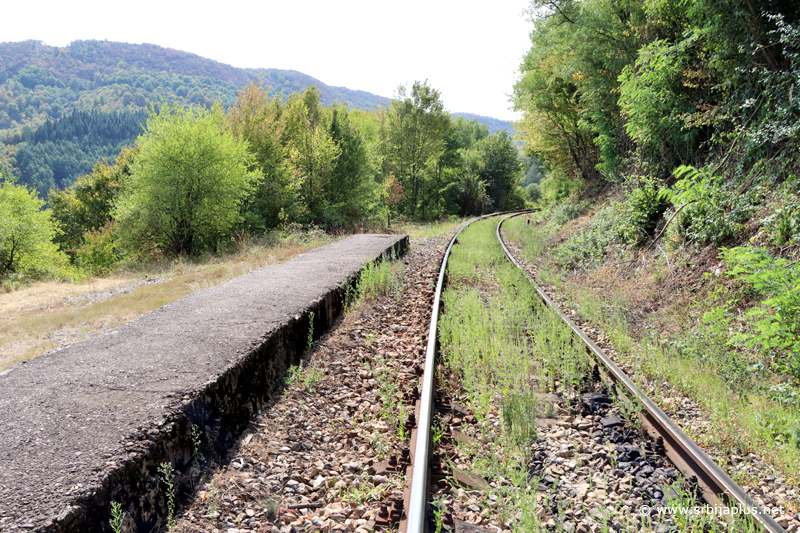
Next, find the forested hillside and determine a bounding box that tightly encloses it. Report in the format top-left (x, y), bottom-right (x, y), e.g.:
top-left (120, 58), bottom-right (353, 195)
top-left (0, 40), bottom-right (512, 196)
top-left (8, 109), bottom-right (147, 197)
top-left (1, 78), bottom-right (529, 285)
top-left (0, 39), bottom-right (390, 133)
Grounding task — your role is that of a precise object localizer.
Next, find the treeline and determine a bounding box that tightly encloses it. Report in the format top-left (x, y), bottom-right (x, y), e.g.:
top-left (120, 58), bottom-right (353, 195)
top-left (0, 39), bottom-right (389, 146)
top-left (514, 0), bottom-right (799, 197)
top-left (1, 81), bottom-right (527, 282)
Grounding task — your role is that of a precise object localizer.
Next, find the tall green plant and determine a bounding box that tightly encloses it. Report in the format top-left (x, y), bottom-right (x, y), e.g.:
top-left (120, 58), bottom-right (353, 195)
top-left (0, 174), bottom-right (69, 281)
top-left (113, 102), bottom-right (259, 257)
top-left (704, 247), bottom-right (800, 380)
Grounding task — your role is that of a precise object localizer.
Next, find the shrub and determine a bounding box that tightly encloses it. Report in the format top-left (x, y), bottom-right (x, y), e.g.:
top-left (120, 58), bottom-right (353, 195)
top-left (554, 205), bottom-right (626, 271)
top-left (618, 176), bottom-right (669, 245)
top-left (73, 222), bottom-right (120, 276)
top-left (0, 175), bottom-right (71, 281)
top-left (669, 166), bottom-right (761, 246)
top-left (703, 247), bottom-right (800, 381)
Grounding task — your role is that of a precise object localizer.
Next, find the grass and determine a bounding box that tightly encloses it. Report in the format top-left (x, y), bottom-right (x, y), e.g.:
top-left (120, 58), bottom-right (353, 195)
top-left (0, 231), bottom-right (338, 372)
top-left (504, 211), bottom-right (800, 490)
top-left (394, 217), bottom-right (465, 240)
top-left (354, 254), bottom-right (404, 304)
top-left (438, 217), bottom-right (594, 532)
top-left (439, 217), bottom-right (768, 532)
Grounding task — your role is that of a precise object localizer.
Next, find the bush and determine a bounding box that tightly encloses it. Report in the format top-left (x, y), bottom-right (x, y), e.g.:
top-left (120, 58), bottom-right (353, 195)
top-left (73, 222), bottom-right (120, 276)
top-left (703, 247), bottom-right (800, 381)
top-left (0, 175), bottom-right (71, 281)
top-left (669, 166), bottom-right (761, 246)
top-left (114, 103), bottom-right (259, 257)
top-left (525, 182), bottom-right (541, 203)
top-left (554, 205), bottom-right (626, 271)
top-left (618, 176), bottom-right (669, 245)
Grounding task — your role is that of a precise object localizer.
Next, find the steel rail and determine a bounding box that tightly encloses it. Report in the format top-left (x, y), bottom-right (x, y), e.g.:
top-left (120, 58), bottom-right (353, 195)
top-left (404, 211), bottom-right (533, 533)
top-left (496, 212), bottom-right (785, 533)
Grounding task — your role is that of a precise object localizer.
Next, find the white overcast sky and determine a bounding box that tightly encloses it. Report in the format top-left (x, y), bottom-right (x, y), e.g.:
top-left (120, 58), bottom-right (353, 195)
top-left (3, 0), bottom-right (533, 121)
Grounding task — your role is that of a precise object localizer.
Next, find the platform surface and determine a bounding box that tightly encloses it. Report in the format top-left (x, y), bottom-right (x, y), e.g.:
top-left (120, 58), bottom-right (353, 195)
top-left (0, 234), bottom-right (405, 530)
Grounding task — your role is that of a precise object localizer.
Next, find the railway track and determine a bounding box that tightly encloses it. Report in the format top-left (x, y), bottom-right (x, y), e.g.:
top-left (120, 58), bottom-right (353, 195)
top-left (401, 212), bottom-right (786, 533)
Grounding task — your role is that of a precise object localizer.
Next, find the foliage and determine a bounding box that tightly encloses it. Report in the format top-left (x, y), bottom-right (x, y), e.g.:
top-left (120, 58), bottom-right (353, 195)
top-left (225, 82), bottom-right (290, 231)
top-left (8, 109), bottom-right (146, 197)
top-left (0, 40), bottom-right (394, 199)
top-left (383, 175), bottom-right (405, 224)
top-left (113, 103), bottom-right (258, 257)
top-left (618, 176), bottom-right (669, 244)
top-left (0, 174), bottom-right (68, 280)
top-left (384, 81), bottom-right (451, 218)
top-left (73, 222), bottom-right (119, 276)
top-left (283, 88), bottom-right (341, 224)
top-left (760, 193), bottom-right (800, 246)
top-left (554, 205), bottom-right (626, 271)
top-left (109, 501), bottom-right (125, 533)
top-left (50, 145), bottom-right (137, 255)
top-left (513, 0), bottom-right (646, 183)
top-left (157, 462), bottom-right (177, 531)
top-left (668, 166), bottom-right (761, 246)
top-left (525, 182), bottom-right (541, 203)
top-left (476, 130), bottom-right (525, 211)
top-left (619, 37), bottom-right (705, 175)
top-left (325, 105), bottom-right (376, 225)
top-left (0, 39), bottom-right (389, 133)
top-left (703, 247), bottom-right (800, 381)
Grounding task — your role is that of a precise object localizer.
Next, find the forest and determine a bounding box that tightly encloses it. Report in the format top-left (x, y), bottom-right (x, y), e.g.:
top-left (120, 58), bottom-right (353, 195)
top-left (0, 40), bottom-right (514, 199)
top-left (1, 79), bottom-right (528, 280)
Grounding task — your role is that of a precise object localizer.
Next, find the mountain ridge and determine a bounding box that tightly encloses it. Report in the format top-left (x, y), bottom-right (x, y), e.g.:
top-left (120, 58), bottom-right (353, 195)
top-left (0, 39), bottom-right (513, 195)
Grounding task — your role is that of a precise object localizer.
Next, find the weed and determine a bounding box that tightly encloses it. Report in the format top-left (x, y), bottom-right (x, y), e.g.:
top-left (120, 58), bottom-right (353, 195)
top-left (500, 390), bottom-right (538, 460)
top-left (432, 415), bottom-right (445, 446)
top-left (191, 424), bottom-right (202, 467)
top-left (431, 494), bottom-right (448, 533)
top-left (109, 501), bottom-right (125, 533)
top-left (158, 462), bottom-right (177, 531)
top-left (306, 311), bottom-right (315, 353)
top-left (301, 367), bottom-right (323, 393)
top-left (263, 497), bottom-right (279, 516)
top-left (357, 255), bottom-right (403, 302)
top-left (283, 365), bottom-right (302, 386)
top-left (370, 433), bottom-right (390, 457)
top-left (335, 472), bottom-right (403, 506)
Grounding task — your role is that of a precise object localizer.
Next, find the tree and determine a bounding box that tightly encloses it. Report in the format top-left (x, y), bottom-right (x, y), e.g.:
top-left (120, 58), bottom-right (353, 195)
top-left (113, 103), bottom-right (258, 257)
top-left (477, 131), bottom-right (524, 211)
top-left (513, 0), bottom-right (646, 183)
top-left (50, 145), bottom-right (137, 254)
top-left (326, 104), bottom-right (375, 225)
top-left (0, 174), bottom-right (66, 280)
top-left (283, 88), bottom-right (340, 224)
top-left (385, 81), bottom-right (450, 218)
top-left (225, 82), bottom-right (290, 231)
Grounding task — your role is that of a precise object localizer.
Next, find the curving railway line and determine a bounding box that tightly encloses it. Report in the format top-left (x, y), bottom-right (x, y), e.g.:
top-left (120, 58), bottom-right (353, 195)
top-left (400, 212), bottom-right (786, 533)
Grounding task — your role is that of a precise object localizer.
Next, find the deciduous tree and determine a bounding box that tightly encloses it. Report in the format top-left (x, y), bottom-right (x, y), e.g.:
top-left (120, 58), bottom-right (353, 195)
top-left (0, 174), bottom-right (67, 280)
top-left (385, 81), bottom-right (450, 218)
top-left (113, 103), bottom-right (258, 257)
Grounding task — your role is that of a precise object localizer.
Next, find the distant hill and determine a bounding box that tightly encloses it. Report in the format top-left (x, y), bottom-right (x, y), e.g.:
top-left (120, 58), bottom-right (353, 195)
top-left (452, 112), bottom-right (515, 137)
top-left (0, 39), bottom-right (512, 196)
top-left (0, 39), bottom-right (391, 136)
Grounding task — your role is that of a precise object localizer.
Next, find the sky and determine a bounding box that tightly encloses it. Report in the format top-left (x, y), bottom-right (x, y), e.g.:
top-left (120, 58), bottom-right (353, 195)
top-left (3, 0), bottom-right (533, 121)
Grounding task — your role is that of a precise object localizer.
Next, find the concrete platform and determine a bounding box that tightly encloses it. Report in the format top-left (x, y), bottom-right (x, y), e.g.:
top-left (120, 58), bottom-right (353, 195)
top-left (0, 234), bottom-right (407, 532)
